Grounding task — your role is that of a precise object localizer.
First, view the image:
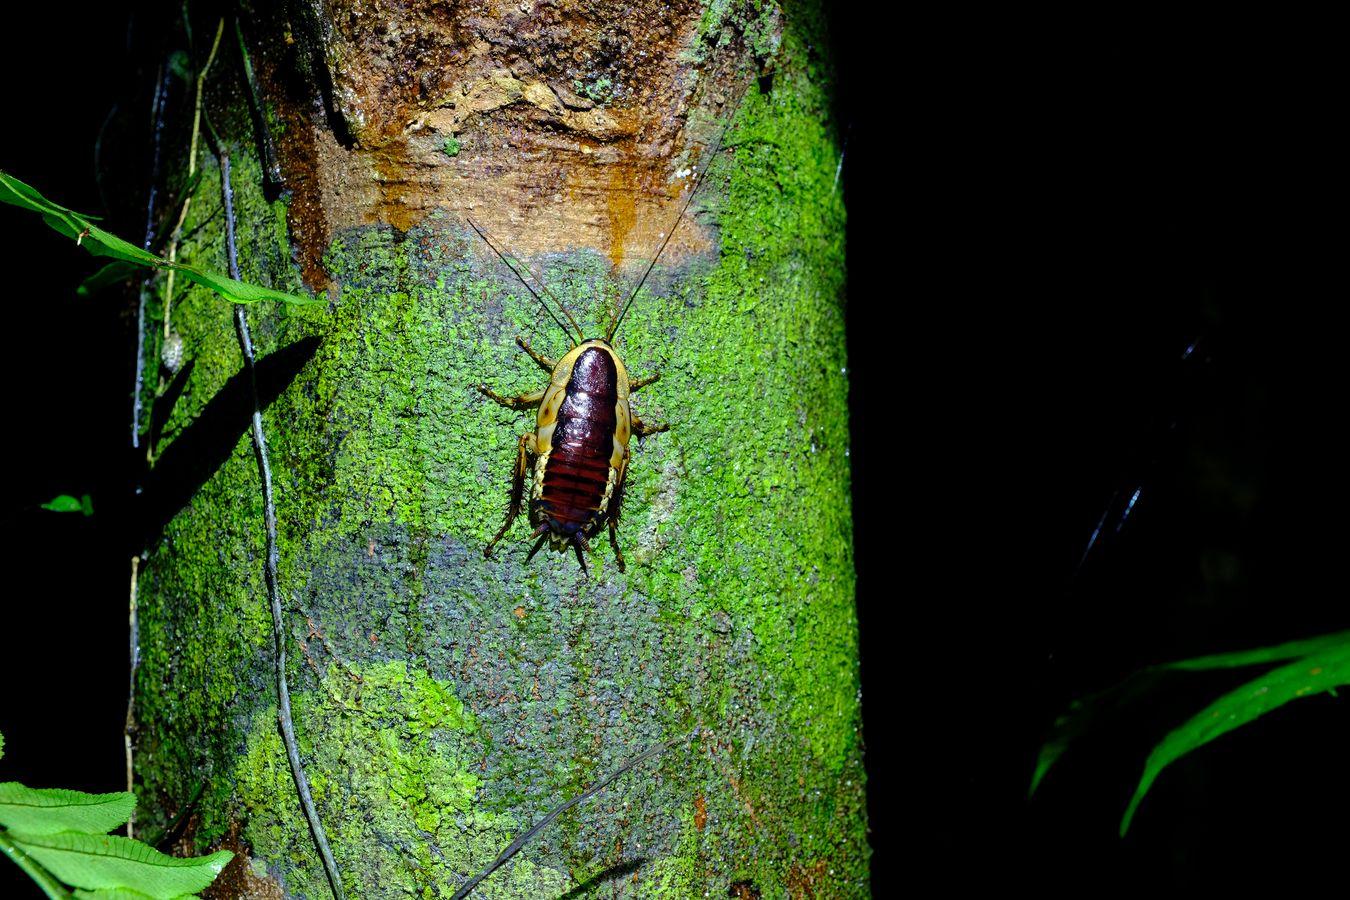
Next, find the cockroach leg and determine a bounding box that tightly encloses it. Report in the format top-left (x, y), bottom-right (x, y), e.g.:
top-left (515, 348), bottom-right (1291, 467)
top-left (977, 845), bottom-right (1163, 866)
top-left (632, 410), bottom-right (668, 437)
top-left (629, 371), bottom-right (661, 392)
top-left (478, 385), bottom-right (546, 410)
top-left (606, 459), bottom-right (630, 573)
top-left (574, 532), bottom-right (596, 574)
top-left (526, 527), bottom-right (549, 563)
top-left (607, 518), bottom-right (627, 572)
top-left (515, 336), bottom-right (558, 373)
top-left (484, 433), bottom-right (537, 558)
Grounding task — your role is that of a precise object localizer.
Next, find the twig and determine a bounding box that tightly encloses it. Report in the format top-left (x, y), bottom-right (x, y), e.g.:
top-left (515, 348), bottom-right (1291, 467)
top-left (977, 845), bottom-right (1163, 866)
top-left (132, 64), bottom-right (171, 448)
top-left (125, 554), bottom-right (141, 838)
top-left (162, 19), bottom-right (225, 358)
top-left (832, 120), bottom-right (851, 197)
top-left (220, 153), bottom-right (346, 900)
top-left (451, 729), bottom-right (696, 900)
top-left (234, 17), bottom-right (284, 191)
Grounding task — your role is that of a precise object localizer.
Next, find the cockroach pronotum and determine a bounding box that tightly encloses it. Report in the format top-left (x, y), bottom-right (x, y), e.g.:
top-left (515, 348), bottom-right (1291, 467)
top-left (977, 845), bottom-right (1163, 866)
top-left (471, 90), bottom-right (742, 574)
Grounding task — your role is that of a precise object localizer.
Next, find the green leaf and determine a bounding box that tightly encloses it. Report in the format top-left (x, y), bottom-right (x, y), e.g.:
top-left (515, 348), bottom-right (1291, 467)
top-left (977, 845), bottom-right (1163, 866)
top-left (0, 784), bottom-right (134, 835)
top-left (0, 170), bottom-right (319, 307)
top-left (1030, 628), bottom-right (1350, 799)
top-left (64, 223), bottom-right (160, 266)
top-left (5, 831), bottom-right (231, 900)
top-left (40, 495), bottom-right (85, 514)
top-left (73, 889), bottom-right (175, 899)
top-left (78, 262), bottom-right (140, 297)
top-left (1120, 639), bottom-right (1350, 835)
top-left (1028, 669), bottom-right (1166, 799)
top-left (0, 172), bottom-right (97, 217)
top-left (1160, 629), bottom-right (1350, 671)
top-left (172, 267), bottom-right (319, 306)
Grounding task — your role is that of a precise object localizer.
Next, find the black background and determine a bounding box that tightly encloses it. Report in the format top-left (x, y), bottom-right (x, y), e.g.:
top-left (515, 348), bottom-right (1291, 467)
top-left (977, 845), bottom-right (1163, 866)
top-left (1, 6), bottom-right (1342, 896)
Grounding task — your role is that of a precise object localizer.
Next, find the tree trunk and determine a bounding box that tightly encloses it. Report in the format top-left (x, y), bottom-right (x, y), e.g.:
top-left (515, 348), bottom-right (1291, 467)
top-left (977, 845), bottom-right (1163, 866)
top-left (132, 1), bottom-right (865, 896)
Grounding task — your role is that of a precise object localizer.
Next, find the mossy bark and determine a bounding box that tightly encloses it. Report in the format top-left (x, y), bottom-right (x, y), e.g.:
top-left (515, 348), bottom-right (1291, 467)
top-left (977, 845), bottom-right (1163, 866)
top-left (133, 1), bottom-right (866, 896)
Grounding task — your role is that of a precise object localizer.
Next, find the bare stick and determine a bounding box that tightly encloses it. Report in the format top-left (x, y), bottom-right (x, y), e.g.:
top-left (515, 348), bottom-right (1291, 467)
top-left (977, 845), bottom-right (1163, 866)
top-left (131, 65), bottom-right (172, 449)
top-left (124, 555), bottom-right (140, 838)
top-left (163, 19), bottom-right (225, 347)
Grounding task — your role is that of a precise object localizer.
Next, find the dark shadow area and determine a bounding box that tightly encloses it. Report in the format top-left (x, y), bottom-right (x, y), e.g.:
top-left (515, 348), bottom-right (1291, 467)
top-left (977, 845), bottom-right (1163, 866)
top-left (833, 8), bottom-right (1340, 895)
top-left (138, 336), bottom-right (320, 544)
top-left (557, 858), bottom-right (647, 898)
top-left (0, 6), bottom-right (168, 896)
top-left (148, 358), bottom-right (196, 451)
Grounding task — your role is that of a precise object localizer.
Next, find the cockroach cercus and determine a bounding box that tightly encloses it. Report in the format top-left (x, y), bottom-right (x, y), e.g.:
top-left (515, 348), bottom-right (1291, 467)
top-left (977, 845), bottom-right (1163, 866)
top-left (471, 95), bottom-right (741, 574)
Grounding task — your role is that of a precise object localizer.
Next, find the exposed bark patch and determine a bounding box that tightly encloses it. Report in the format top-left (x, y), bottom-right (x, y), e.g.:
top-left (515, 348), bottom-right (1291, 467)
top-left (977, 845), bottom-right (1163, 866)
top-left (264, 0), bottom-right (760, 291)
top-left (197, 820), bottom-right (285, 899)
top-left (785, 858), bottom-right (828, 899)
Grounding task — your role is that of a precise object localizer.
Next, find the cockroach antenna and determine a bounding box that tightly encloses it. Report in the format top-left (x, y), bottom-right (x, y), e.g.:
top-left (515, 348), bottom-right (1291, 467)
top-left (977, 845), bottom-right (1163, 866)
top-left (606, 79), bottom-right (753, 343)
top-left (466, 215), bottom-right (586, 345)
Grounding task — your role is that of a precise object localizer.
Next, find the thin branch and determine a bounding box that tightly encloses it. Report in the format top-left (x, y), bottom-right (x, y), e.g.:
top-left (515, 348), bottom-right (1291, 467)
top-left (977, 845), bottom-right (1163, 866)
top-left (451, 729), bottom-right (696, 900)
top-left (133, 282), bottom-right (148, 449)
top-left (125, 554), bottom-right (141, 838)
top-left (162, 19), bottom-right (225, 346)
top-left (234, 16), bottom-right (283, 191)
top-left (132, 64), bottom-right (172, 449)
top-left (221, 153), bottom-right (346, 900)
top-left (832, 120), bottom-right (851, 197)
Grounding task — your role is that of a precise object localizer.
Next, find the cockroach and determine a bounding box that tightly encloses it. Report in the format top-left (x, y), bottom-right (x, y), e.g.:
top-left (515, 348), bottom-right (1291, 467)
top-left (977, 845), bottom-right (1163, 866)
top-left (472, 94), bottom-right (742, 573)
top-left (472, 272), bottom-right (667, 575)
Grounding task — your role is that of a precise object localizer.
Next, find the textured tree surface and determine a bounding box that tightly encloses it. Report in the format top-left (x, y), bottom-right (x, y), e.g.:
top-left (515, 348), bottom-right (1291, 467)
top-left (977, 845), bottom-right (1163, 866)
top-left (132, 0), bottom-right (866, 896)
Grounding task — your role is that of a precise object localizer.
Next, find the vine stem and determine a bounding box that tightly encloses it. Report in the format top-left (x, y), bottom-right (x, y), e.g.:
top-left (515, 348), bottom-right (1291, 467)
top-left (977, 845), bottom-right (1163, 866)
top-left (162, 19), bottom-right (225, 351)
top-left (124, 554), bottom-right (140, 837)
top-left (131, 63), bottom-right (171, 450)
top-left (220, 153), bottom-right (346, 900)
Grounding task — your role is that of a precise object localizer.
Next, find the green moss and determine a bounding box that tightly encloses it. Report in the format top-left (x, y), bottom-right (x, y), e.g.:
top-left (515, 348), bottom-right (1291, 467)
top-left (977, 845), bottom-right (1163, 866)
top-left (646, 853), bottom-right (699, 895)
top-left (572, 77), bottom-right (614, 105)
top-left (235, 661), bottom-right (563, 896)
top-left (149, 152), bottom-right (322, 454)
